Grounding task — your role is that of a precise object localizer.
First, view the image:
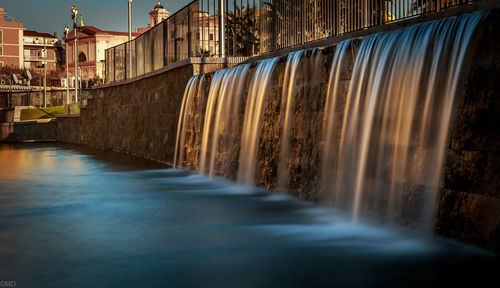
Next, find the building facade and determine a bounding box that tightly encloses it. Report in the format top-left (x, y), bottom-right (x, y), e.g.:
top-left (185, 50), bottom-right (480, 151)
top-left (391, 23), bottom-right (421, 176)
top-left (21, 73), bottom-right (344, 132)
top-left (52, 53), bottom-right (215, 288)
top-left (23, 30), bottom-right (62, 72)
top-left (0, 7), bottom-right (24, 69)
top-left (65, 25), bottom-right (139, 80)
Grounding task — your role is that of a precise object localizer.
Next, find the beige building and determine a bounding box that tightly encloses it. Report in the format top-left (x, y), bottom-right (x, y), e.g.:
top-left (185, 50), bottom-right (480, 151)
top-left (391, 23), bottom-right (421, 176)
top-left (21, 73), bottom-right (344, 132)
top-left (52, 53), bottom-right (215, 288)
top-left (23, 30), bottom-right (62, 72)
top-left (65, 25), bottom-right (139, 80)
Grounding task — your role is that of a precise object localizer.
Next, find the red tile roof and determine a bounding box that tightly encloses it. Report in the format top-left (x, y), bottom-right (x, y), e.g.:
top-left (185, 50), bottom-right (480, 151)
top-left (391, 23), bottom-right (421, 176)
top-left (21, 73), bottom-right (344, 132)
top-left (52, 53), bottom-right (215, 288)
top-left (82, 26), bottom-right (140, 37)
top-left (24, 30), bottom-right (57, 39)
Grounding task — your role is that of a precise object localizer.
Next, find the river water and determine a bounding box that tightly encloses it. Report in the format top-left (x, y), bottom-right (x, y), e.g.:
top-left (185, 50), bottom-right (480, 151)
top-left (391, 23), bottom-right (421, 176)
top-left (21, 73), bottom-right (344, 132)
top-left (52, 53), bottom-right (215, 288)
top-left (0, 144), bottom-right (497, 287)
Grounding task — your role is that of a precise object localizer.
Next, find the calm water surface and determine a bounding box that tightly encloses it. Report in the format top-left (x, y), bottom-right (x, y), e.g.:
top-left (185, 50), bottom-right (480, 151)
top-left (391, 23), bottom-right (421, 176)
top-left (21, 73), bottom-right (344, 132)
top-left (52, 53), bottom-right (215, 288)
top-left (0, 144), bottom-right (497, 287)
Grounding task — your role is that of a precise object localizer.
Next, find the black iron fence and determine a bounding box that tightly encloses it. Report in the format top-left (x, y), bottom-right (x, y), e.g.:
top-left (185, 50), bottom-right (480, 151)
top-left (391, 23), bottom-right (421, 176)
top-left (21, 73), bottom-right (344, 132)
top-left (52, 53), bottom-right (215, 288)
top-left (259, 0), bottom-right (474, 52)
top-left (106, 0), bottom-right (262, 83)
top-left (105, 0), bottom-right (475, 83)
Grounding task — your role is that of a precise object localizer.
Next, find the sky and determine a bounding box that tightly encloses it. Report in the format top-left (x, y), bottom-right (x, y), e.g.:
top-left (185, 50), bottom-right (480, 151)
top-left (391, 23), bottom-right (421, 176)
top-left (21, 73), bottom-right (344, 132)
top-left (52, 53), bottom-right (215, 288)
top-left (0, 0), bottom-right (189, 37)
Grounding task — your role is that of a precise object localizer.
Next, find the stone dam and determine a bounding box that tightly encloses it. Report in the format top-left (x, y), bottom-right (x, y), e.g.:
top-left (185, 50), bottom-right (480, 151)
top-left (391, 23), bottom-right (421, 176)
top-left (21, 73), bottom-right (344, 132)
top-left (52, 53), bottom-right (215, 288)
top-left (54, 7), bottom-right (500, 253)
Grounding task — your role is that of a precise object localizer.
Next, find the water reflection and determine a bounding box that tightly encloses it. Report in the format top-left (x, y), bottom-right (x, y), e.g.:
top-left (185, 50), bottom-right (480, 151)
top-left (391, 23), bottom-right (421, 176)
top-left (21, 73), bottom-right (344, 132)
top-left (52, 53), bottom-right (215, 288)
top-left (0, 144), bottom-right (497, 288)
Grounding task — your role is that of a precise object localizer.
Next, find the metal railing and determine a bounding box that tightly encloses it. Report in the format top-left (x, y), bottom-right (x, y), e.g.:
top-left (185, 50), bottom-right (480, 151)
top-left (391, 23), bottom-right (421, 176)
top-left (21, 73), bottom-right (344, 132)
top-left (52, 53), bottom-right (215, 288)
top-left (259, 0), bottom-right (475, 53)
top-left (105, 0), bottom-right (476, 83)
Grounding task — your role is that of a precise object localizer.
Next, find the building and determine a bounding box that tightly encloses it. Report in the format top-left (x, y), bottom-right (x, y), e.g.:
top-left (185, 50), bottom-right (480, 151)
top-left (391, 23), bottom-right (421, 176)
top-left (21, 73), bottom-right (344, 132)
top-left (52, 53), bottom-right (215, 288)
top-left (23, 30), bottom-right (62, 72)
top-left (65, 23), bottom-right (139, 80)
top-left (136, 1), bottom-right (171, 35)
top-left (135, 2), bottom-right (219, 56)
top-left (0, 8), bottom-right (24, 69)
top-left (197, 13), bottom-right (220, 56)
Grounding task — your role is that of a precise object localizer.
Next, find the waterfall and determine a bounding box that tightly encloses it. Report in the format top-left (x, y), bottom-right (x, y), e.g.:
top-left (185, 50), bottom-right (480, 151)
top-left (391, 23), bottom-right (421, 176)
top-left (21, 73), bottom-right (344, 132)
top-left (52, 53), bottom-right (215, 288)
top-left (321, 39), bottom-right (354, 199)
top-left (199, 64), bottom-right (251, 176)
top-left (277, 51), bottom-right (305, 192)
top-left (174, 75), bottom-right (202, 168)
top-left (321, 11), bottom-right (487, 229)
top-left (175, 10), bottom-right (487, 231)
top-left (237, 58), bottom-right (279, 185)
top-left (199, 69), bottom-right (227, 174)
top-left (277, 49), bottom-right (324, 192)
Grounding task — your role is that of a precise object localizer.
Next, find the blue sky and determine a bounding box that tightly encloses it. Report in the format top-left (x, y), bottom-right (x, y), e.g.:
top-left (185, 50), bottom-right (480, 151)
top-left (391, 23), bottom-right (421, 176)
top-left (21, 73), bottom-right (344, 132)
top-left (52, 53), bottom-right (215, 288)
top-left (0, 0), bottom-right (188, 37)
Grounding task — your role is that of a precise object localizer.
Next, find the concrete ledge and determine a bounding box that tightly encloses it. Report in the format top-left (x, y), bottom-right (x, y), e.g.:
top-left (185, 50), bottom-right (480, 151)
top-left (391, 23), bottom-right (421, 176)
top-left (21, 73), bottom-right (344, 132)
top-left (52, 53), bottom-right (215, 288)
top-left (1, 118), bottom-right (56, 126)
top-left (56, 114), bottom-right (80, 118)
top-left (95, 56), bottom-right (248, 89)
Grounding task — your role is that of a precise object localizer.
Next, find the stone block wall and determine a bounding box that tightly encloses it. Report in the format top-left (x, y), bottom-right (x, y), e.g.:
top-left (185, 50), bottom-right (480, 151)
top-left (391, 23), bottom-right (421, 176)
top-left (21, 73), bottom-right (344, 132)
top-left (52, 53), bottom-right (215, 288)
top-left (57, 62), bottom-right (232, 165)
top-left (1, 120), bottom-right (56, 142)
top-left (436, 9), bottom-right (500, 252)
top-left (56, 11), bottom-right (500, 252)
top-left (0, 89), bottom-right (91, 108)
top-left (179, 11), bottom-right (500, 252)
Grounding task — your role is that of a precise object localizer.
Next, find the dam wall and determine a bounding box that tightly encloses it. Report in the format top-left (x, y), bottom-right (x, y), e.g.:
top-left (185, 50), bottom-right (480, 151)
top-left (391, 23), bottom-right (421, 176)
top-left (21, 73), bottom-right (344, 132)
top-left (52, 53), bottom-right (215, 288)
top-left (56, 10), bottom-right (500, 252)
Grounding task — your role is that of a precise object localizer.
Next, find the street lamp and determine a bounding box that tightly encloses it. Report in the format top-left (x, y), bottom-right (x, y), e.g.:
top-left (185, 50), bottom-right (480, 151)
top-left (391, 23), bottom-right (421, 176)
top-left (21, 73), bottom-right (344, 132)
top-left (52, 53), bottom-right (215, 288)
top-left (71, 6), bottom-right (79, 103)
top-left (128, 0), bottom-right (132, 42)
top-left (63, 24), bottom-right (70, 111)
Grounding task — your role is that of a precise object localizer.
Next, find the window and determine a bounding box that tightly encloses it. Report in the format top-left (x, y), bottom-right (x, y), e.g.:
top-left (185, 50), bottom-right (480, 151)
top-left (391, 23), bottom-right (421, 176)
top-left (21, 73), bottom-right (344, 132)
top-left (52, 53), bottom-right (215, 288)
top-left (210, 34), bottom-right (214, 41)
top-left (78, 52), bottom-right (87, 62)
top-left (0, 31), bottom-right (3, 44)
top-left (0, 61), bottom-right (3, 68)
top-left (0, 46), bottom-right (3, 56)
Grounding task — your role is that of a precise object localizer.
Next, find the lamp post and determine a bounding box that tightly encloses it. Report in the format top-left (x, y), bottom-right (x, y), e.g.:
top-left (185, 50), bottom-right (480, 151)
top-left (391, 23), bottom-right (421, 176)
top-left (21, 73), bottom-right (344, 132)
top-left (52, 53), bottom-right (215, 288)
top-left (43, 38), bottom-right (47, 108)
top-left (71, 6), bottom-right (79, 103)
top-left (64, 25), bottom-right (70, 112)
top-left (128, 0), bottom-right (132, 41)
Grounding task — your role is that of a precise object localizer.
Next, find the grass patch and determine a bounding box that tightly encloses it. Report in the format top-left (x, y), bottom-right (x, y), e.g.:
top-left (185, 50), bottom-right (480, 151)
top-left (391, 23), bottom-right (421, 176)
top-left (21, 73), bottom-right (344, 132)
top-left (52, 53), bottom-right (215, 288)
top-left (20, 106), bottom-right (77, 121)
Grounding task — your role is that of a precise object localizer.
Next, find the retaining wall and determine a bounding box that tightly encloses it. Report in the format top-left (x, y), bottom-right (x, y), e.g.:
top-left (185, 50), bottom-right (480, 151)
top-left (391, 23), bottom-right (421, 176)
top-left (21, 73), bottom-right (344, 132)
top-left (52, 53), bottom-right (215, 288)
top-left (0, 89), bottom-right (92, 109)
top-left (56, 10), bottom-right (500, 252)
top-left (56, 61), bottom-right (234, 164)
top-left (0, 119), bottom-right (57, 143)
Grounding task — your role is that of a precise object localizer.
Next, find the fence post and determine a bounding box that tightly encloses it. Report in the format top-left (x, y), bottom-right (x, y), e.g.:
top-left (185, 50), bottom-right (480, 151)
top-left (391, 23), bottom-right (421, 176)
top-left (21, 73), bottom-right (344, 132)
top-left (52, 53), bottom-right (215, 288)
top-left (164, 20), bottom-right (168, 66)
top-left (188, 5), bottom-right (192, 58)
top-left (219, 0), bottom-right (225, 57)
top-left (149, 33), bottom-right (153, 72)
top-left (143, 36), bottom-right (146, 74)
top-left (124, 45), bottom-right (127, 81)
top-left (113, 47), bottom-right (116, 82)
top-left (379, 0), bottom-right (385, 25)
top-left (135, 40), bottom-right (138, 76)
top-left (301, 0), bottom-right (305, 45)
top-left (272, 0), bottom-right (277, 51)
top-left (174, 16), bottom-right (178, 61)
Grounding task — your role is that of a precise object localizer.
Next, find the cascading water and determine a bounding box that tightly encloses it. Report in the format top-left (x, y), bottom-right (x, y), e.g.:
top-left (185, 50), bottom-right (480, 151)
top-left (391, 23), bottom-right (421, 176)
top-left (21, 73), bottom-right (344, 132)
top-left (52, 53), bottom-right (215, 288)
top-left (199, 69), bottom-right (227, 174)
top-left (321, 11), bottom-right (487, 229)
top-left (321, 39), bottom-right (355, 198)
top-left (199, 64), bottom-right (251, 176)
top-left (277, 51), bottom-right (305, 191)
top-left (237, 58), bottom-right (279, 185)
top-left (277, 49), bottom-right (324, 192)
top-left (173, 75), bottom-right (202, 168)
top-left (175, 11), bottom-right (487, 232)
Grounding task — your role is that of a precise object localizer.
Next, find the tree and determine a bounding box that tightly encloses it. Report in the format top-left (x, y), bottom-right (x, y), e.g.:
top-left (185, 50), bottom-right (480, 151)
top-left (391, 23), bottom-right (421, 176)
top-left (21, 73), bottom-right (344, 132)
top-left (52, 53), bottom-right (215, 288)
top-left (226, 4), bottom-right (260, 56)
